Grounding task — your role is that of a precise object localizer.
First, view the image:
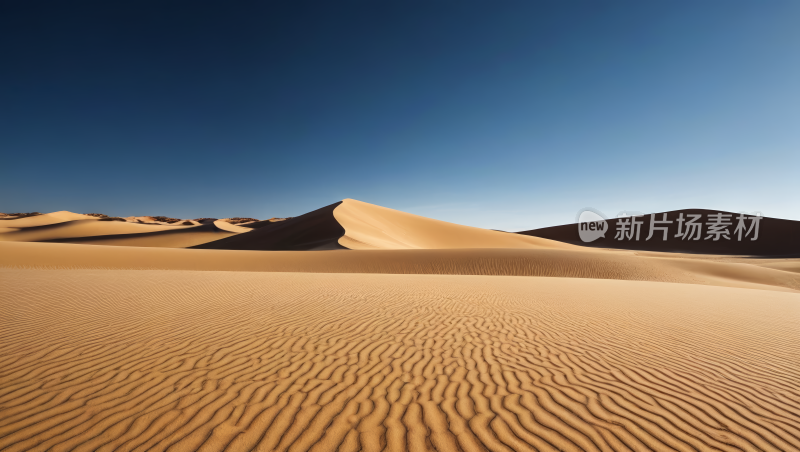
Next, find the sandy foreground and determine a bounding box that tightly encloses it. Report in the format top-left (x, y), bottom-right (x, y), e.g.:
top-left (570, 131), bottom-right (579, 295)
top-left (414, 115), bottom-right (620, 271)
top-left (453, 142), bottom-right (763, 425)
top-left (1, 267), bottom-right (799, 452)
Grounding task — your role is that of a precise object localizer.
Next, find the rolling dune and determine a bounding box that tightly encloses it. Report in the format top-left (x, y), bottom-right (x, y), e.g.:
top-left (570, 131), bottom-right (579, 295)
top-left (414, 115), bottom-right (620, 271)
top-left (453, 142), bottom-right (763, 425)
top-left (0, 211), bottom-right (96, 228)
top-left (0, 214), bottom-right (246, 249)
top-left (48, 223), bottom-right (238, 248)
top-left (1, 269), bottom-right (798, 451)
top-left (0, 219), bottom-right (187, 243)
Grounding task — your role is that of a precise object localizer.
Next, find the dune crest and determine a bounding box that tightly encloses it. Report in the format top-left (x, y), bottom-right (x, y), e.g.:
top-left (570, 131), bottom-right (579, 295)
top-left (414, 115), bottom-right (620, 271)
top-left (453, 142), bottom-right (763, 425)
top-left (334, 199), bottom-right (577, 250)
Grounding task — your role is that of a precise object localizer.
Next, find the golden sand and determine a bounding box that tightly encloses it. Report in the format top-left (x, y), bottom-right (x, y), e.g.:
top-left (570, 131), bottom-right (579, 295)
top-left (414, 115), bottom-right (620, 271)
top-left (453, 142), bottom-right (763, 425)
top-left (1, 203), bottom-right (798, 451)
top-left (1, 270), bottom-right (799, 451)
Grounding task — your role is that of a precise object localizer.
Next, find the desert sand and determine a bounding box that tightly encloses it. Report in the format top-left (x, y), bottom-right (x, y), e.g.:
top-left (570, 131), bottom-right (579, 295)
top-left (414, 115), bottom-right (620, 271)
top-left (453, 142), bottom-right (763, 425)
top-left (1, 200), bottom-right (799, 451)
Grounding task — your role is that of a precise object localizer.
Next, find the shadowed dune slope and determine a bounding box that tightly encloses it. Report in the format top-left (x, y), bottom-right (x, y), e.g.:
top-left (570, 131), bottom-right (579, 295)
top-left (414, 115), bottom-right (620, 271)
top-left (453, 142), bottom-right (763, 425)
top-left (1, 269), bottom-right (798, 451)
top-left (46, 223), bottom-right (238, 248)
top-left (334, 199), bottom-right (577, 250)
top-left (2, 241), bottom-right (799, 292)
top-left (520, 209), bottom-right (800, 256)
top-left (195, 202), bottom-right (345, 251)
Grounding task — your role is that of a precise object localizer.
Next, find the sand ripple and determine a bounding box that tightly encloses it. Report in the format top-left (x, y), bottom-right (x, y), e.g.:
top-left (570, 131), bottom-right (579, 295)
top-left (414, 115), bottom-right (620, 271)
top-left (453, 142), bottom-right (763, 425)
top-left (1, 270), bottom-right (799, 451)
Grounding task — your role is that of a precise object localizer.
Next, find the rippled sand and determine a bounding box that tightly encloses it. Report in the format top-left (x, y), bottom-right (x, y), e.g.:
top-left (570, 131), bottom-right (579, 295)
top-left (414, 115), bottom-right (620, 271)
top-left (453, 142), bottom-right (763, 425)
top-left (2, 269), bottom-right (799, 451)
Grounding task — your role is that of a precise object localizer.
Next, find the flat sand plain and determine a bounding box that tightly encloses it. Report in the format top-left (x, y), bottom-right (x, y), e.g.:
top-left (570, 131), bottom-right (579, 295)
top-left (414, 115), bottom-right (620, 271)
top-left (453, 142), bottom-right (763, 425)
top-left (1, 203), bottom-right (799, 451)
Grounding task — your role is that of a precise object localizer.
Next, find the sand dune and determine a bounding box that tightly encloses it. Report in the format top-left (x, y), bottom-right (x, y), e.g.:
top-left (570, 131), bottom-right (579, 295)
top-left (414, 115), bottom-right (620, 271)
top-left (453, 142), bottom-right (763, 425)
top-left (49, 223), bottom-right (238, 248)
top-left (1, 269), bottom-right (798, 451)
top-left (334, 199), bottom-right (576, 250)
top-left (0, 212), bottom-right (246, 249)
top-left (197, 199), bottom-right (577, 251)
top-left (0, 211), bottom-right (96, 228)
top-left (5, 203), bottom-right (799, 256)
top-left (0, 219), bottom-right (186, 243)
top-left (196, 202), bottom-right (346, 251)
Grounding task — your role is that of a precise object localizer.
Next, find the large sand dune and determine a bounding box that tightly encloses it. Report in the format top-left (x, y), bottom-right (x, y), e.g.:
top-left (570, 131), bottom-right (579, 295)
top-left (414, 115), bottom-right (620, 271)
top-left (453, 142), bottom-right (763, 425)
top-left (334, 199), bottom-right (575, 250)
top-left (1, 269), bottom-right (798, 451)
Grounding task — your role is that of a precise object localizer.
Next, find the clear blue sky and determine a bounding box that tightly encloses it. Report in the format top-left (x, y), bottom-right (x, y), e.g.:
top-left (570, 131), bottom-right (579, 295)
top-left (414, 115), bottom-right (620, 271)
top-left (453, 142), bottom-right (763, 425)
top-left (2, 1), bottom-right (798, 230)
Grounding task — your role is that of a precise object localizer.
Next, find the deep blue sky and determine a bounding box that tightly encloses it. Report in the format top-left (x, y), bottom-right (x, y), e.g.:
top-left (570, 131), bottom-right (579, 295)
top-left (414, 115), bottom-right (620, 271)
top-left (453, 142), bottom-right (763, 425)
top-left (2, 1), bottom-right (798, 230)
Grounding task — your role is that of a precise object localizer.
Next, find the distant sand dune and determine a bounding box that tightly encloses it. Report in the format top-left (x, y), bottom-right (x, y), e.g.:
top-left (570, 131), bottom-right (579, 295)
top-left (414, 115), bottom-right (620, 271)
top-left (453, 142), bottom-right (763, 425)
top-left (1, 270), bottom-right (798, 451)
top-left (0, 219), bottom-right (186, 243)
top-left (48, 223), bottom-right (238, 248)
top-left (0, 211), bottom-right (96, 228)
top-left (0, 214), bottom-right (244, 249)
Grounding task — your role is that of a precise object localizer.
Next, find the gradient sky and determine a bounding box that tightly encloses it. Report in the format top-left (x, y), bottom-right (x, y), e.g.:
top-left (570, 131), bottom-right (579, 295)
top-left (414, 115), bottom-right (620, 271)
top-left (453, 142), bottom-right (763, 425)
top-left (2, 1), bottom-right (798, 230)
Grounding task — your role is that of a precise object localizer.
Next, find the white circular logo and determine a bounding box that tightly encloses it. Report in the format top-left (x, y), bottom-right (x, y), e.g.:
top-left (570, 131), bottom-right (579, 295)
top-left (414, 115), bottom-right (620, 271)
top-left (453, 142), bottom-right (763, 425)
top-left (577, 208), bottom-right (607, 242)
